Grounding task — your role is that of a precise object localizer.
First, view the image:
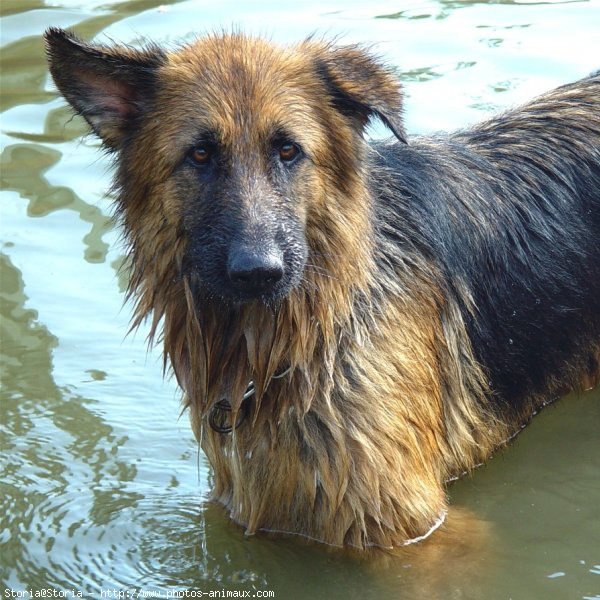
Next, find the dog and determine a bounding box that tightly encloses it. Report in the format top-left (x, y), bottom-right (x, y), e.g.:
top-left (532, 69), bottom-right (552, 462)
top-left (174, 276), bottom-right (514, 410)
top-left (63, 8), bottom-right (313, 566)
top-left (44, 27), bottom-right (600, 550)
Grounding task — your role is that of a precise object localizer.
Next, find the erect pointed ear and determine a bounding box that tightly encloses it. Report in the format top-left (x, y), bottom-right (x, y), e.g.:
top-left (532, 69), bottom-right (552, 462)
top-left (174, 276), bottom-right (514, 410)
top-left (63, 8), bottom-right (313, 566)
top-left (44, 27), bottom-right (166, 149)
top-left (312, 44), bottom-right (407, 143)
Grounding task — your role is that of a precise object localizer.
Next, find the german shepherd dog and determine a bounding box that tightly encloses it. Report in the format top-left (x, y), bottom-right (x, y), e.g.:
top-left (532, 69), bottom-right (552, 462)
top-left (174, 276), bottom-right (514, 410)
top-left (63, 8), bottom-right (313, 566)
top-left (45, 28), bottom-right (600, 550)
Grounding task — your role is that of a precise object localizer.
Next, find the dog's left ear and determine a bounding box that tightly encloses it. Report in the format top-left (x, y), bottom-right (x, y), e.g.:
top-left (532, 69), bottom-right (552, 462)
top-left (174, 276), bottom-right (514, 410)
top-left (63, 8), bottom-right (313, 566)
top-left (313, 45), bottom-right (407, 143)
top-left (44, 27), bottom-right (166, 149)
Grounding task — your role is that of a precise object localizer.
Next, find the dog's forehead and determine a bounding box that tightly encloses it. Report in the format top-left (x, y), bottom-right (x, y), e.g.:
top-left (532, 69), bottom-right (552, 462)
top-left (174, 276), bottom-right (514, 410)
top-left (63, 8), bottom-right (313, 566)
top-left (157, 35), bottom-right (321, 144)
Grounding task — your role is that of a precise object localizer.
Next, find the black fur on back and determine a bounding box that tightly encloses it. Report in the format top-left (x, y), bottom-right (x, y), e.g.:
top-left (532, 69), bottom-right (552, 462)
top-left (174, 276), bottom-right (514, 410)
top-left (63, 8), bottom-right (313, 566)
top-left (370, 73), bottom-right (600, 413)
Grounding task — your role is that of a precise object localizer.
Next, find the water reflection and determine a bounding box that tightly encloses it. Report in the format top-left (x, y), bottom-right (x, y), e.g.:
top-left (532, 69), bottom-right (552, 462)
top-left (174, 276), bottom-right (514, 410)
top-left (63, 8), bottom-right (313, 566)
top-left (0, 34), bottom-right (53, 112)
top-left (0, 0), bottom-right (185, 112)
top-left (1, 253), bottom-right (134, 589)
top-left (0, 1), bottom-right (45, 19)
top-left (1, 143), bottom-right (111, 263)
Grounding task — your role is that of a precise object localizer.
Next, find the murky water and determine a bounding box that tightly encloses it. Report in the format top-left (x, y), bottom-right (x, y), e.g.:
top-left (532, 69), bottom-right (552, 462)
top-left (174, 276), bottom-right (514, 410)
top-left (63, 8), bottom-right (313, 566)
top-left (2, 1), bottom-right (599, 598)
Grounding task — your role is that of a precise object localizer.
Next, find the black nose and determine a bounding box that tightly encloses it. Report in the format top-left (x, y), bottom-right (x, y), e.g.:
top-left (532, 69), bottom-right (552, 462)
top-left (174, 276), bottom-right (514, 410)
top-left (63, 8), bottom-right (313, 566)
top-left (227, 245), bottom-right (284, 293)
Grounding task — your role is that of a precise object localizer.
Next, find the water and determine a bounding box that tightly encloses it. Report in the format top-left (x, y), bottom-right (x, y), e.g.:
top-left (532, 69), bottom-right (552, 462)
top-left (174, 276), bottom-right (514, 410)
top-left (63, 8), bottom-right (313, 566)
top-left (1, 1), bottom-right (599, 598)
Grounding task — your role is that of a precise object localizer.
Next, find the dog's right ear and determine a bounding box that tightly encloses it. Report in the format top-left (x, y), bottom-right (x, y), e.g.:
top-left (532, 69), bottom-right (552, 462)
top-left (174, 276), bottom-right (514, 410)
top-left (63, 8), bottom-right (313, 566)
top-left (44, 28), bottom-right (165, 150)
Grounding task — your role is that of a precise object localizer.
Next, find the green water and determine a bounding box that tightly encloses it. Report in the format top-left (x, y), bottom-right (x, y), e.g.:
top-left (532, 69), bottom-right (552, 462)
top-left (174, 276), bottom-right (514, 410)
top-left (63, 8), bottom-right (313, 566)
top-left (1, 1), bottom-right (599, 598)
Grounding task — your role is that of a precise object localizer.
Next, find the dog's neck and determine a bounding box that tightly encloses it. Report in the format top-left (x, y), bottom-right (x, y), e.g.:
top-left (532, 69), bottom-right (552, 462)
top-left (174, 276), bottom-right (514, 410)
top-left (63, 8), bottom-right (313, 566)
top-left (166, 258), bottom-right (364, 423)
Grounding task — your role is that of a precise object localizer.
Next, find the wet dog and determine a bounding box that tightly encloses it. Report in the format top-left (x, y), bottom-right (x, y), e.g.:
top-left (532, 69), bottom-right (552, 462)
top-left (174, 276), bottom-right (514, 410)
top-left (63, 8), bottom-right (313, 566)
top-left (45, 28), bottom-right (600, 549)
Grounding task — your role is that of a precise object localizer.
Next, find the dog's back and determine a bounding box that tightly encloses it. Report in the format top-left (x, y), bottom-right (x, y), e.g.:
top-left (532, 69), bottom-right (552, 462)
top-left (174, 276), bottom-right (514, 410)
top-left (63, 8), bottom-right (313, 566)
top-left (371, 73), bottom-right (600, 414)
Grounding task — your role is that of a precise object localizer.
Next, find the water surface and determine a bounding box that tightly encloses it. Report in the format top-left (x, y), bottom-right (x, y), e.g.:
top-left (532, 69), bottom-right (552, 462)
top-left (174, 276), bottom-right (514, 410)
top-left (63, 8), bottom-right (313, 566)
top-left (2, 1), bottom-right (600, 598)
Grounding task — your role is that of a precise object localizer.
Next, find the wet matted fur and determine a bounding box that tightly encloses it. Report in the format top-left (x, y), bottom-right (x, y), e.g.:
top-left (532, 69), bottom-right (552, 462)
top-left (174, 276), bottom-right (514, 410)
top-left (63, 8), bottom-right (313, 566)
top-left (44, 28), bottom-right (600, 549)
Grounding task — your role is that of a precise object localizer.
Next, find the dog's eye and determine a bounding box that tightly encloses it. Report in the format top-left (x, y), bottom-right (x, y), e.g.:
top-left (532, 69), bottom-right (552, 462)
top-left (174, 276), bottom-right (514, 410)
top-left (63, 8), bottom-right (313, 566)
top-left (189, 146), bottom-right (211, 166)
top-left (278, 142), bottom-right (301, 163)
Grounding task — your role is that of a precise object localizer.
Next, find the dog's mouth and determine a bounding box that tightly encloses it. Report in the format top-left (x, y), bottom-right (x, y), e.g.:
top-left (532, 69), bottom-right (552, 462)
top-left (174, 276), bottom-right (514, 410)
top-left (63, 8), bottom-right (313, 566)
top-left (225, 279), bottom-right (294, 306)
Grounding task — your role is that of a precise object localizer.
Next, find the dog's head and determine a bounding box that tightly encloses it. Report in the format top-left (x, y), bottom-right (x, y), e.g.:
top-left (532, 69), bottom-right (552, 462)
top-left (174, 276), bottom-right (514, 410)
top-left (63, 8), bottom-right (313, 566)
top-left (45, 29), bottom-right (406, 305)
